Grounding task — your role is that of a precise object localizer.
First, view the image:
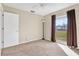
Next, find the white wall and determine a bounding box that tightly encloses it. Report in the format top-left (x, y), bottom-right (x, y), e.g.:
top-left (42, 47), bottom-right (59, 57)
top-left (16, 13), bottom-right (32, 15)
top-left (19, 12), bottom-right (42, 43)
top-left (44, 16), bottom-right (51, 41)
top-left (44, 4), bottom-right (79, 47)
top-left (3, 5), bottom-right (43, 44)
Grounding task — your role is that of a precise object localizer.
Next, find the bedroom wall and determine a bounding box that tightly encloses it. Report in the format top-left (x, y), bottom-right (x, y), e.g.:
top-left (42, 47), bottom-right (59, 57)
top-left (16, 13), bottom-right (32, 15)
top-left (44, 3), bottom-right (79, 47)
top-left (2, 4), bottom-right (43, 44)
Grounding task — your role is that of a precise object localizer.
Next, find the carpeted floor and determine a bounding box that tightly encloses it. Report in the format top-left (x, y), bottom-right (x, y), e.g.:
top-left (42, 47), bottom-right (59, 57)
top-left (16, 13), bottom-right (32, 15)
top-left (1, 40), bottom-right (67, 56)
top-left (71, 48), bottom-right (79, 55)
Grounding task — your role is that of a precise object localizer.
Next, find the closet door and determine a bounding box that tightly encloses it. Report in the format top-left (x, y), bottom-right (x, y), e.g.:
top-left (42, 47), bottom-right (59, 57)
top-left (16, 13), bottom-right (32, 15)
top-left (0, 11), bottom-right (2, 49)
top-left (4, 12), bottom-right (19, 48)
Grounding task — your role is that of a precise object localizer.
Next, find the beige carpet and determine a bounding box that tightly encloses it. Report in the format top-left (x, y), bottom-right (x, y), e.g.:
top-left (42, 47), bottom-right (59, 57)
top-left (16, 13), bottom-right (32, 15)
top-left (1, 40), bottom-right (67, 56)
top-left (71, 48), bottom-right (79, 55)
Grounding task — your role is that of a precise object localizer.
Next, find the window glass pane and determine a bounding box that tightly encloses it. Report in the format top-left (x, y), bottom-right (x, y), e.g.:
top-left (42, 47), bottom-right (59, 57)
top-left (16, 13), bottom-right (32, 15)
top-left (55, 15), bottom-right (67, 45)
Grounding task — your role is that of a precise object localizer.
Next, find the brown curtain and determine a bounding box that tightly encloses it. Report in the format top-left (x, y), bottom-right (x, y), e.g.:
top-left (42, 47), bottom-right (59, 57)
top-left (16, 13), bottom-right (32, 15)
top-left (67, 9), bottom-right (77, 48)
top-left (51, 15), bottom-right (56, 42)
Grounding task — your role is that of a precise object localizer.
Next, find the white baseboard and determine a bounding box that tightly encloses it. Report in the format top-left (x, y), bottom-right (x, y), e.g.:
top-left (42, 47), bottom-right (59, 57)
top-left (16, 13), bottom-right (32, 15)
top-left (19, 38), bottom-right (42, 45)
top-left (2, 38), bottom-right (41, 49)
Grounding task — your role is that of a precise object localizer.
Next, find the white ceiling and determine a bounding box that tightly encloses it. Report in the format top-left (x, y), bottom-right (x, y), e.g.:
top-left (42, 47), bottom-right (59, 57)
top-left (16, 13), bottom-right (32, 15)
top-left (4, 3), bottom-right (77, 16)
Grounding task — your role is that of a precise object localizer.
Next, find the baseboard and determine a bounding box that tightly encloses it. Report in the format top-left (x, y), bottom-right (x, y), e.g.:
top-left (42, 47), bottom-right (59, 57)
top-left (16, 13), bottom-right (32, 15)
top-left (42, 38), bottom-right (51, 41)
top-left (2, 38), bottom-right (42, 49)
top-left (2, 38), bottom-right (50, 49)
top-left (18, 39), bottom-right (42, 45)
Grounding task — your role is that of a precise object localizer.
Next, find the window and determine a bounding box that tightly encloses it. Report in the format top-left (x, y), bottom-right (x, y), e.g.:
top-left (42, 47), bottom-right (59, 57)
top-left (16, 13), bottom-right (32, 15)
top-left (55, 15), bottom-right (67, 45)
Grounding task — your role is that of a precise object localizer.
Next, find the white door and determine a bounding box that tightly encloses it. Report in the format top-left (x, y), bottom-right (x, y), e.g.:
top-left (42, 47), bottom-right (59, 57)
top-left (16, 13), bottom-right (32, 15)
top-left (0, 11), bottom-right (1, 56)
top-left (4, 12), bottom-right (19, 48)
top-left (0, 11), bottom-right (2, 49)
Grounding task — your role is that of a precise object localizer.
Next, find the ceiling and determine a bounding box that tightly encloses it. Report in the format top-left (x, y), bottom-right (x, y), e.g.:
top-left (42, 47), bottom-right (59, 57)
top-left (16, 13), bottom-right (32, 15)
top-left (4, 3), bottom-right (77, 16)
